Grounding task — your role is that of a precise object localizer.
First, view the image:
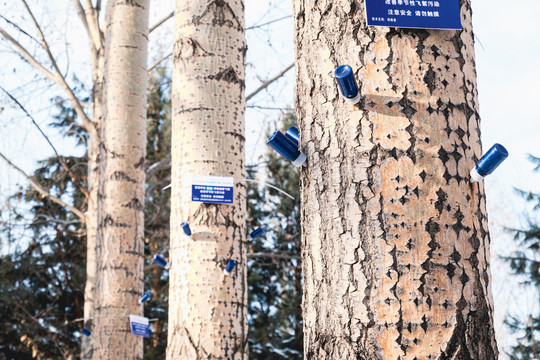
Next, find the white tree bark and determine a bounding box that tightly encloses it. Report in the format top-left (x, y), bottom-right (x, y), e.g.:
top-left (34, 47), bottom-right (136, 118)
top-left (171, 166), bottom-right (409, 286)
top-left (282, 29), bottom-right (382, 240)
top-left (91, 0), bottom-right (149, 358)
top-left (167, 0), bottom-right (247, 358)
top-left (294, 0), bottom-right (498, 358)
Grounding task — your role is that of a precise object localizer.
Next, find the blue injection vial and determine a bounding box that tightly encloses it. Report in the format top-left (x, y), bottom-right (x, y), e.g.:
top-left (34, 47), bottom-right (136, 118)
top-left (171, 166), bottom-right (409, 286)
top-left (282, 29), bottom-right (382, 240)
top-left (334, 65), bottom-right (361, 105)
top-left (285, 126), bottom-right (299, 148)
top-left (470, 143), bottom-right (508, 182)
top-left (138, 291), bottom-right (152, 304)
top-left (267, 131), bottom-right (307, 167)
top-left (224, 259), bottom-right (237, 275)
top-left (248, 227), bottom-right (264, 241)
top-left (81, 328), bottom-right (91, 337)
top-left (181, 221), bottom-right (192, 237)
top-left (152, 254), bottom-right (170, 269)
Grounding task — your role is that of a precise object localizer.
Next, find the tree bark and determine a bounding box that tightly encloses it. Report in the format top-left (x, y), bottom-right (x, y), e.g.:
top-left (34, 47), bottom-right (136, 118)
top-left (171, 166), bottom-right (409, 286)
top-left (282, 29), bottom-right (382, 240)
top-left (166, 0), bottom-right (247, 358)
top-left (81, 32), bottom-right (104, 360)
top-left (293, 0), bottom-right (498, 358)
top-left (92, 0), bottom-right (149, 358)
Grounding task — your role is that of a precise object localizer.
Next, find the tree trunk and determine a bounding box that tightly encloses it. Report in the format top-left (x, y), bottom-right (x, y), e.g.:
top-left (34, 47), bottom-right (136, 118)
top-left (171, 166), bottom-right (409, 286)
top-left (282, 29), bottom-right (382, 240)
top-left (293, 0), bottom-right (498, 358)
top-left (92, 0), bottom-right (149, 358)
top-left (166, 0), bottom-right (247, 358)
top-left (81, 42), bottom-right (104, 360)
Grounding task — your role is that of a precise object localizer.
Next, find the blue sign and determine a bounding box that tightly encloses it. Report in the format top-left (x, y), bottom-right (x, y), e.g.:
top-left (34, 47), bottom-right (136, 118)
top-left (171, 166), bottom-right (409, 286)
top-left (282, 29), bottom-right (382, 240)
top-left (365, 0), bottom-right (461, 30)
top-left (192, 176), bottom-right (234, 205)
top-left (129, 315), bottom-right (149, 338)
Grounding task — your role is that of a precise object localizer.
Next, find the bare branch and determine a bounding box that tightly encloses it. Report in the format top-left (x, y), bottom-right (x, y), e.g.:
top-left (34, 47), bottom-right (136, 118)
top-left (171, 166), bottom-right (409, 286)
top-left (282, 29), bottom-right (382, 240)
top-left (0, 151), bottom-right (86, 222)
top-left (247, 252), bottom-right (299, 260)
top-left (0, 26), bottom-right (57, 82)
top-left (70, 0), bottom-right (90, 33)
top-left (247, 105), bottom-right (293, 111)
top-left (146, 153), bottom-right (171, 179)
top-left (1, 3), bottom-right (94, 130)
top-left (1, 87), bottom-right (90, 199)
top-left (246, 15), bottom-right (292, 31)
top-left (81, 0), bottom-right (104, 51)
top-left (34, 215), bottom-right (81, 225)
top-left (246, 63), bottom-right (294, 102)
top-left (0, 14), bottom-right (40, 45)
top-left (148, 52), bottom-right (172, 74)
top-left (150, 11), bottom-right (174, 34)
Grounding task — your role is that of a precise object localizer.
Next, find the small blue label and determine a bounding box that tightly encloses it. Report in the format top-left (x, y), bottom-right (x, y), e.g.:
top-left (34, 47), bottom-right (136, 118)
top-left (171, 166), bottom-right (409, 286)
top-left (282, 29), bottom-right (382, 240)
top-left (365, 0), bottom-right (461, 30)
top-left (130, 315), bottom-right (149, 338)
top-left (191, 176), bottom-right (234, 205)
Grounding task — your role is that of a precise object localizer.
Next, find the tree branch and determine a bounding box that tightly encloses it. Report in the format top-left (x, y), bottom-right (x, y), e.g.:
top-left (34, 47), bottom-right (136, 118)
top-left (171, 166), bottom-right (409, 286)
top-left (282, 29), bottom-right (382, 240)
top-left (0, 151), bottom-right (86, 222)
top-left (148, 52), bottom-right (172, 74)
top-left (246, 15), bottom-right (292, 31)
top-left (18, 0), bottom-right (94, 130)
top-left (146, 153), bottom-right (171, 179)
top-left (0, 26), bottom-right (57, 82)
top-left (149, 11), bottom-right (174, 34)
top-left (70, 0), bottom-right (90, 34)
top-left (246, 63), bottom-right (294, 102)
top-left (1, 87), bottom-right (90, 199)
top-left (80, 0), bottom-right (104, 51)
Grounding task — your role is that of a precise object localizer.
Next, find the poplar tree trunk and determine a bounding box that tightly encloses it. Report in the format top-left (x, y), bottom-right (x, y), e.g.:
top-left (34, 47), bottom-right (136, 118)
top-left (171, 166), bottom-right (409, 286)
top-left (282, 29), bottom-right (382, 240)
top-left (293, 0), bottom-right (498, 358)
top-left (167, 0), bottom-right (247, 358)
top-left (82, 38), bottom-right (104, 360)
top-left (92, 0), bottom-right (149, 358)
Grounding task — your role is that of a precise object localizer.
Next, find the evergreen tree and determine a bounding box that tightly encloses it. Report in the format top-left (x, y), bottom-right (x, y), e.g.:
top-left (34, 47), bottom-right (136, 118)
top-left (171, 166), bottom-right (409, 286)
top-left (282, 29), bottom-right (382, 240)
top-left (0, 101), bottom-right (87, 359)
top-left (247, 112), bottom-right (303, 359)
top-left (505, 155), bottom-right (540, 360)
top-left (0, 68), bottom-right (172, 359)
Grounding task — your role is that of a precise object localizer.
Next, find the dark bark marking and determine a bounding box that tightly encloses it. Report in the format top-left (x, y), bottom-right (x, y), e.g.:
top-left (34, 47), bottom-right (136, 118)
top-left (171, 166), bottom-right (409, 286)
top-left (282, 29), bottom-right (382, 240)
top-left (224, 131), bottom-right (245, 142)
top-left (424, 65), bottom-right (437, 94)
top-left (174, 37), bottom-right (215, 60)
top-left (209, 66), bottom-right (243, 86)
top-left (122, 198), bottom-right (143, 210)
top-left (114, 0), bottom-right (144, 9)
top-left (101, 214), bottom-right (130, 228)
top-left (134, 156), bottom-right (145, 169)
top-left (110, 171), bottom-right (136, 183)
top-left (193, 0), bottom-right (243, 31)
top-left (434, 188), bottom-right (447, 215)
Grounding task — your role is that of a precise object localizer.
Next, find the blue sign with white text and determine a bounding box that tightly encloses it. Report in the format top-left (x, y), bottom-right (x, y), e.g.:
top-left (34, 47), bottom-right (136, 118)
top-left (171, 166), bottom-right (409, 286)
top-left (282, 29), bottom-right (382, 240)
top-left (365, 0), bottom-right (461, 30)
top-left (191, 176), bottom-right (234, 205)
top-left (129, 315), bottom-right (149, 338)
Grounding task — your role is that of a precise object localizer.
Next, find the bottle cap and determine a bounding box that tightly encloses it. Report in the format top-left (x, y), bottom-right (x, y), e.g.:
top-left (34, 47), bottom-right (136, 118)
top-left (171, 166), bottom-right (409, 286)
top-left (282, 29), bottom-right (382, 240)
top-left (476, 143), bottom-right (508, 176)
top-left (138, 292), bottom-right (152, 304)
top-left (152, 254), bottom-right (170, 269)
top-left (334, 65), bottom-right (360, 104)
top-left (268, 131), bottom-right (301, 162)
top-left (248, 227), bottom-right (264, 240)
top-left (181, 221), bottom-right (192, 237)
top-left (224, 259), bottom-right (237, 275)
